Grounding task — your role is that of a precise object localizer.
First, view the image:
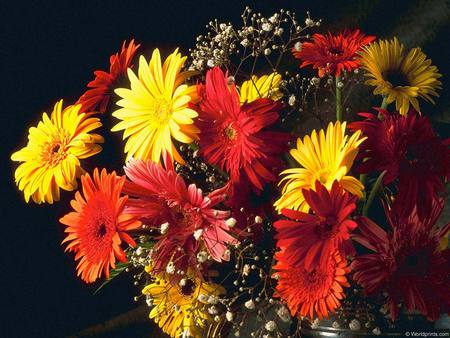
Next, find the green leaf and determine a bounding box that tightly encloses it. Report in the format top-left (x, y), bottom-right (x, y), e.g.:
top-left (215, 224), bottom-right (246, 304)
top-left (94, 261), bottom-right (130, 295)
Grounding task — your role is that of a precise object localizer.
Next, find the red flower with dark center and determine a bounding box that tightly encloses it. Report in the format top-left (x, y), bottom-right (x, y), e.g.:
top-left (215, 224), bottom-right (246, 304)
top-left (77, 40), bottom-right (140, 113)
top-left (273, 249), bottom-right (349, 319)
top-left (122, 154), bottom-right (238, 278)
top-left (293, 29), bottom-right (375, 77)
top-left (275, 181), bottom-right (357, 270)
top-left (60, 169), bottom-right (141, 283)
top-left (194, 67), bottom-right (290, 195)
top-left (348, 109), bottom-right (450, 220)
top-left (352, 201), bottom-right (450, 321)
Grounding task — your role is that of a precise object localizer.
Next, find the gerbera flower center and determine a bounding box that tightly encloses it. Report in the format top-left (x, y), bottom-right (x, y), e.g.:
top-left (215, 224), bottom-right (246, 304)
top-left (382, 68), bottom-right (409, 87)
top-left (316, 216), bottom-right (338, 239)
top-left (149, 96), bottom-right (172, 126)
top-left (312, 168), bottom-right (332, 186)
top-left (96, 222), bottom-right (108, 238)
top-left (224, 124), bottom-right (238, 140)
top-left (42, 138), bottom-right (68, 166)
top-left (327, 47), bottom-right (344, 57)
top-left (180, 279), bottom-right (196, 296)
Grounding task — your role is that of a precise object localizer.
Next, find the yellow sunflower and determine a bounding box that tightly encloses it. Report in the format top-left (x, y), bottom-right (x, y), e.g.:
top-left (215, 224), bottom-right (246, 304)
top-left (238, 72), bottom-right (283, 103)
top-left (142, 270), bottom-right (224, 338)
top-left (112, 48), bottom-right (199, 164)
top-left (274, 121), bottom-right (365, 213)
top-left (11, 100), bottom-right (103, 204)
top-left (359, 37), bottom-right (442, 115)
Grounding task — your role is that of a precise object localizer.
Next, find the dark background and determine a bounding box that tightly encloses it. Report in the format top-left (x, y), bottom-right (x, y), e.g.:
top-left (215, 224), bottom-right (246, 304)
top-left (1, 1), bottom-right (449, 337)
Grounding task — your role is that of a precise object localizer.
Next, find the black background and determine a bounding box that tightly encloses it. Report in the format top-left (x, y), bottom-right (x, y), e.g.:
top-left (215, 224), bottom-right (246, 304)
top-left (1, 1), bottom-right (449, 337)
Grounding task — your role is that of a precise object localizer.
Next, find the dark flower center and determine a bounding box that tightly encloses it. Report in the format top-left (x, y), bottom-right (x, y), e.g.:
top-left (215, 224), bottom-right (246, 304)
top-left (180, 279), bottom-right (196, 296)
top-left (96, 222), bottom-right (107, 238)
top-left (327, 47), bottom-right (343, 56)
top-left (382, 69), bottom-right (409, 87)
top-left (316, 216), bottom-right (337, 239)
top-left (51, 144), bottom-right (61, 154)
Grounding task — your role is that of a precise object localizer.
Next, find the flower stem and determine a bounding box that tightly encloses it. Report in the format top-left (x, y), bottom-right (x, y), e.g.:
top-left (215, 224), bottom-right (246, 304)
top-left (362, 170), bottom-right (387, 217)
top-left (380, 96), bottom-right (388, 109)
top-left (335, 76), bottom-right (342, 122)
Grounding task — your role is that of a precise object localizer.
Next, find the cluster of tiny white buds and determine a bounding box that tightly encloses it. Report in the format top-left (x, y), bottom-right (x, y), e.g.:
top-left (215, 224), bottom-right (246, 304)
top-left (288, 94), bottom-right (296, 106)
top-left (193, 229), bottom-right (203, 240)
top-left (166, 261), bottom-right (175, 274)
top-left (245, 299), bottom-right (255, 310)
top-left (226, 217), bottom-right (237, 227)
top-left (160, 222), bottom-right (169, 234)
top-left (196, 250), bottom-right (208, 263)
top-left (265, 320), bottom-right (277, 332)
top-left (226, 311), bottom-right (234, 321)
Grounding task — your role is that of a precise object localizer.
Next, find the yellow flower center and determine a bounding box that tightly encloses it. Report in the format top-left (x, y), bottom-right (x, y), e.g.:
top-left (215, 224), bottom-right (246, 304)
top-left (150, 96), bottom-right (172, 126)
top-left (224, 124), bottom-right (237, 140)
top-left (312, 168), bottom-right (333, 187)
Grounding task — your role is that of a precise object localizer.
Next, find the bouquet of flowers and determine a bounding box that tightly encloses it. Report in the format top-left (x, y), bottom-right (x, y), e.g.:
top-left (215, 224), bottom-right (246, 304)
top-left (11, 6), bottom-right (449, 338)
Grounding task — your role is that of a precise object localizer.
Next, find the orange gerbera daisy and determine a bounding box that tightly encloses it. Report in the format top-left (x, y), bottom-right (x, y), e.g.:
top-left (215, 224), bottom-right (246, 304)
top-left (60, 168), bottom-right (141, 283)
top-left (273, 250), bottom-right (349, 320)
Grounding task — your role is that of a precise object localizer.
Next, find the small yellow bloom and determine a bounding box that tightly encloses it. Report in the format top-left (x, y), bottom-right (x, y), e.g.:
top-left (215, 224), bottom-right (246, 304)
top-left (238, 73), bottom-right (283, 103)
top-left (359, 37), bottom-right (441, 115)
top-left (11, 100), bottom-right (103, 204)
top-left (142, 272), bottom-right (224, 338)
top-left (274, 121), bottom-right (365, 213)
top-left (112, 48), bottom-right (199, 164)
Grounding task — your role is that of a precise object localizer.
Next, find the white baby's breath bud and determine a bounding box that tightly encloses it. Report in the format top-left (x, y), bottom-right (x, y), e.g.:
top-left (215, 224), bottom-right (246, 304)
top-left (311, 77), bottom-right (320, 86)
top-left (234, 331), bottom-right (240, 337)
top-left (197, 251), bottom-right (208, 263)
top-left (372, 327), bottom-right (381, 335)
top-left (136, 246), bottom-right (143, 256)
top-left (243, 264), bottom-right (251, 276)
top-left (265, 320), bottom-right (276, 332)
top-left (254, 215), bottom-right (263, 224)
top-left (222, 249), bottom-right (231, 261)
top-left (275, 28), bottom-right (284, 36)
top-left (166, 262), bottom-right (175, 274)
top-left (276, 306), bottom-right (291, 322)
top-left (179, 278), bottom-right (187, 287)
top-left (208, 295), bottom-right (219, 305)
top-left (337, 81), bottom-right (344, 88)
top-left (193, 229), bottom-right (203, 240)
top-left (226, 311), bottom-right (234, 321)
top-left (145, 295), bottom-right (153, 306)
top-left (160, 222), bottom-right (169, 234)
top-left (226, 218), bottom-right (237, 227)
top-left (219, 23), bottom-right (227, 30)
top-left (264, 48), bottom-right (271, 55)
top-left (241, 39), bottom-right (249, 47)
top-left (208, 305), bottom-right (219, 315)
top-left (305, 18), bottom-right (314, 27)
top-left (288, 94), bottom-right (296, 106)
top-left (261, 22), bottom-right (273, 31)
top-left (245, 299), bottom-right (255, 310)
top-left (349, 319), bottom-right (361, 331)
top-left (294, 41), bottom-right (302, 52)
top-left (207, 59), bottom-right (215, 68)
top-left (227, 76), bottom-right (235, 84)
top-left (311, 318), bottom-right (320, 329)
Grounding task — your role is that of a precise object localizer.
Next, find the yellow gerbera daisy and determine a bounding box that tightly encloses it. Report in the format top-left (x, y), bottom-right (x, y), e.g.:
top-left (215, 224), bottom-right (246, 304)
top-left (274, 121), bottom-right (365, 213)
top-left (359, 37), bottom-right (442, 115)
top-left (142, 271), bottom-right (224, 338)
top-left (238, 72), bottom-right (283, 103)
top-left (112, 48), bottom-right (199, 164)
top-left (11, 100), bottom-right (103, 204)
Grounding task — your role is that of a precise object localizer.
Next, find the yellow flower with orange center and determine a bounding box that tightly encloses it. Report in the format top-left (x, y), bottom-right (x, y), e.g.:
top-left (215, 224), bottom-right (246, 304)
top-left (11, 100), bottom-right (103, 204)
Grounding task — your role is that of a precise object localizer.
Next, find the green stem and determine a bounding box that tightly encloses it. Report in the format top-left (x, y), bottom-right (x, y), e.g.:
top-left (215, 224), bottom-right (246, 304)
top-left (380, 96), bottom-right (388, 109)
top-left (335, 76), bottom-right (342, 122)
top-left (362, 170), bottom-right (387, 217)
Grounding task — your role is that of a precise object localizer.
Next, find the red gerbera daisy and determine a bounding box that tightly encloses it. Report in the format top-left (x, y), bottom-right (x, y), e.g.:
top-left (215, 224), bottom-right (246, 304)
top-left (274, 181), bottom-right (358, 270)
top-left (194, 67), bottom-right (290, 193)
top-left (352, 201), bottom-right (450, 321)
top-left (60, 169), bottom-right (141, 283)
top-left (273, 249), bottom-right (349, 320)
top-left (348, 109), bottom-right (450, 220)
top-left (77, 39), bottom-right (140, 113)
top-left (293, 29), bottom-right (375, 77)
top-left (122, 154), bottom-right (238, 278)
